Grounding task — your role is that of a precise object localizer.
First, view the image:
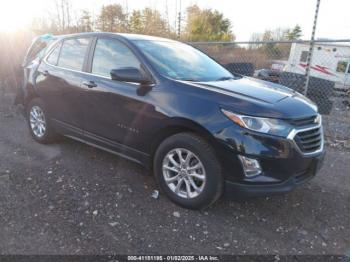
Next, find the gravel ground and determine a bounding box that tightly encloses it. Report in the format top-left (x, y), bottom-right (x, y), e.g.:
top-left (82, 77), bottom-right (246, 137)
top-left (323, 93), bottom-right (350, 142)
top-left (0, 94), bottom-right (349, 255)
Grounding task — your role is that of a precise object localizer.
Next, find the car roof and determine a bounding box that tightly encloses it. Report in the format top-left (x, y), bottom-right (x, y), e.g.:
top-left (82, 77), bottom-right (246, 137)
top-left (52, 32), bottom-right (177, 43)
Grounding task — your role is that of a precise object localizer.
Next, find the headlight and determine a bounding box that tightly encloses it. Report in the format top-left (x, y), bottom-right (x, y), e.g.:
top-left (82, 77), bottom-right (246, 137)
top-left (221, 109), bottom-right (293, 137)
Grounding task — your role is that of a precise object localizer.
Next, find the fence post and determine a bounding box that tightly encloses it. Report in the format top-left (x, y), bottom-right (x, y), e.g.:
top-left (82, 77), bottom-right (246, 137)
top-left (304, 0), bottom-right (321, 95)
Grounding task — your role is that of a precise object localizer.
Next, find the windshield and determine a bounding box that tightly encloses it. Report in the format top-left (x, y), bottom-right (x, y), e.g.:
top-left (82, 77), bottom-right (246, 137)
top-left (133, 40), bottom-right (233, 82)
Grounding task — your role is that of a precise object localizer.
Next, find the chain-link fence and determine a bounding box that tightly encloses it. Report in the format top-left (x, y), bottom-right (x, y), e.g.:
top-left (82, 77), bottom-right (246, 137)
top-left (1, 37), bottom-right (349, 146)
top-left (191, 40), bottom-right (350, 145)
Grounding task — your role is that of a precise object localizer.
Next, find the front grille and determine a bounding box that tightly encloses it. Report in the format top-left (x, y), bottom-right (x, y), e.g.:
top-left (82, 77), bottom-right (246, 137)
top-left (294, 127), bottom-right (322, 153)
top-left (286, 116), bottom-right (317, 127)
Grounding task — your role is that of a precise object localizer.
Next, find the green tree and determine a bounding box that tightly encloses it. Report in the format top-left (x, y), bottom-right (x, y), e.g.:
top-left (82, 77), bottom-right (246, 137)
top-left (285, 25), bottom-right (302, 40)
top-left (129, 8), bottom-right (172, 37)
top-left (129, 10), bottom-right (143, 34)
top-left (184, 5), bottom-right (235, 41)
top-left (97, 4), bottom-right (127, 32)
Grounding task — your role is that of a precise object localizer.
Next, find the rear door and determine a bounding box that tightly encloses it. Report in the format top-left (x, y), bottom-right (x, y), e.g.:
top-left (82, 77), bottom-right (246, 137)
top-left (36, 37), bottom-right (92, 135)
top-left (17, 36), bottom-right (55, 105)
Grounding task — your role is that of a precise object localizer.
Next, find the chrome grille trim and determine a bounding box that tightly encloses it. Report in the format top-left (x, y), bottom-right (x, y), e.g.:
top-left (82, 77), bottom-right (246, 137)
top-left (287, 118), bottom-right (324, 156)
top-left (285, 115), bottom-right (317, 127)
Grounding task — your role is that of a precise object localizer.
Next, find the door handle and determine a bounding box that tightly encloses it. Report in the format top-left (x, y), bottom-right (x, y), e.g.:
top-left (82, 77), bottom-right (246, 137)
top-left (82, 81), bottom-right (97, 88)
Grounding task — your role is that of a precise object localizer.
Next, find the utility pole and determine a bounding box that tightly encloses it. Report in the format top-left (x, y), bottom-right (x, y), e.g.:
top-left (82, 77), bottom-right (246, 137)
top-left (125, 0), bottom-right (129, 31)
top-left (304, 0), bottom-right (321, 95)
top-left (177, 0), bottom-right (182, 39)
top-left (174, 0), bottom-right (177, 33)
top-left (165, 0), bottom-right (171, 34)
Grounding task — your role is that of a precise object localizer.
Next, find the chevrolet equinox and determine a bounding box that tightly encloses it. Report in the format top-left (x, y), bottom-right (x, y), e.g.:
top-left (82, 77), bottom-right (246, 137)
top-left (17, 33), bottom-right (325, 209)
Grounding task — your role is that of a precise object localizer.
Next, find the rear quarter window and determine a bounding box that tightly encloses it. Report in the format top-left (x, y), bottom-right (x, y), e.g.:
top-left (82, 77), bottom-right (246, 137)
top-left (46, 43), bottom-right (62, 66)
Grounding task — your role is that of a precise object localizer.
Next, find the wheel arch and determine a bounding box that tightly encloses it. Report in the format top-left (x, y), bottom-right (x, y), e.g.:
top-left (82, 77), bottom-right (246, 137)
top-left (149, 117), bottom-right (219, 163)
top-left (23, 84), bottom-right (40, 109)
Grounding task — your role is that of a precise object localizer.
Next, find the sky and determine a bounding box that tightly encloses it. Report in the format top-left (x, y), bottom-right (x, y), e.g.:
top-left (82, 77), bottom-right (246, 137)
top-left (0, 0), bottom-right (349, 41)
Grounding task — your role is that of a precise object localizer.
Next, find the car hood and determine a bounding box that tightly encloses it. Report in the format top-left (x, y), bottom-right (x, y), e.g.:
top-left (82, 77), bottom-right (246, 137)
top-left (182, 77), bottom-right (318, 119)
top-left (198, 77), bottom-right (297, 103)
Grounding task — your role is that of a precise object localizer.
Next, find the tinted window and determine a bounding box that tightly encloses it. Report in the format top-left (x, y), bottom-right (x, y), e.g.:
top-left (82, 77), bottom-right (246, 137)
top-left (47, 43), bottom-right (61, 65)
top-left (92, 38), bottom-right (140, 77)
top-left (300, 51), bottom-right (308, 63)
top-left (58, 38), bottom-right (90, 71)
top-left (133, 40), bottom-right (232, 82)
top-left (336, 61), bottom-right (350, 73)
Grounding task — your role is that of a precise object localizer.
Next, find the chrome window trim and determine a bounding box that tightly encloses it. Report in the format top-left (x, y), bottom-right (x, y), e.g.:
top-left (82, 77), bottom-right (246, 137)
top-left (45, 41), bottom-right (62, 66)
top-left (287, 115), bottom-right (324, 156)
top-left (43, 60), bottom-right (146, 86)
top-left (43, 43), bottom-right (152, 87)
top-left (42, 37), bottom-right (113, 80)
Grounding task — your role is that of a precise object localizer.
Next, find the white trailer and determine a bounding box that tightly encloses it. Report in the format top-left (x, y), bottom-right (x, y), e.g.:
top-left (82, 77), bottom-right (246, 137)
top-left (284, 42), bottom-right (350, 87)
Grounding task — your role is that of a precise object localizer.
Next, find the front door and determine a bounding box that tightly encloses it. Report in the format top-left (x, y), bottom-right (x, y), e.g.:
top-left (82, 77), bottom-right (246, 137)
top-left (82, 37), bottom-right (154, 158)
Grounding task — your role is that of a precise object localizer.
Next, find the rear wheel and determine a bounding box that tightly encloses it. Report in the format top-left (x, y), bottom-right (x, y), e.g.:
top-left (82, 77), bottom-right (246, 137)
top-left (154, 132), bottom-right (223, 209)
top-left (27, 98), bottom-right (58, 144)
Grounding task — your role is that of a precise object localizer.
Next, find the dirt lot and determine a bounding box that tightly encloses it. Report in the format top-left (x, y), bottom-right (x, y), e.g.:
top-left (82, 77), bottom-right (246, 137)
top-left (0, 94), bottom-right (349, 255)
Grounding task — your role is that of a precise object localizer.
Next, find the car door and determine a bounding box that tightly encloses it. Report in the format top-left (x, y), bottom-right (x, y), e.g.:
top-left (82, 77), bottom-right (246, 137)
top-left (36, 37), bottom-right (92, 136)
top-left (82, 37), bottom-right (155, 159)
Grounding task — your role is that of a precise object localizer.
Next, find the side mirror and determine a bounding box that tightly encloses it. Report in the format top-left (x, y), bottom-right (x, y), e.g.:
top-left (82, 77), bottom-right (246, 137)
top-left (110, 67), bottom-right (152, 85)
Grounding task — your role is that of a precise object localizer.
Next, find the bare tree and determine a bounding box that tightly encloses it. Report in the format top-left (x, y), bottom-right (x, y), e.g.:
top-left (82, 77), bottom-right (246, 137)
top-left (78, 10), bottom-right (93, 32)
top-left (51, 0), bottom-right (74, 33)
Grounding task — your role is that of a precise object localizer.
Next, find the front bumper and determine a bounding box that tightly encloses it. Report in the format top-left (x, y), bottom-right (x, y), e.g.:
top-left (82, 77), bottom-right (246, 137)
top-left (213, 122), bottom-right (325, 198)
top-left (224, 151), bottom-right (325, 198)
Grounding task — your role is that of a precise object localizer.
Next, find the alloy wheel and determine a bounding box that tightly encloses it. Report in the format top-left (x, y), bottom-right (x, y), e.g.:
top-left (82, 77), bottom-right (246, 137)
top-left (162, 148), bottom-right (206, 199)
top-left (29, 106), bottom-right (46, 138)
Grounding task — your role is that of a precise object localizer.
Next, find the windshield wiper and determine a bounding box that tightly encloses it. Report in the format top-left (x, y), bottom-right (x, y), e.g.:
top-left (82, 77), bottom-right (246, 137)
top-left (215, 76), bottom-right (235, 81)
top-left (180, 78), bottom-right (199, 82)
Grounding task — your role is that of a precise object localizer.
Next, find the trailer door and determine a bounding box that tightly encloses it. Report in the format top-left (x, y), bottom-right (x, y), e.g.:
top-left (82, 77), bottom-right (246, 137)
top-left (345, 60), bottom-right (350, 86)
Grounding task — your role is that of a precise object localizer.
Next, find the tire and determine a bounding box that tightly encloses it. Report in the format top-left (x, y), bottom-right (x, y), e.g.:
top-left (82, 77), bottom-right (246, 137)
top-left (26, 98), bottom-right (58, 144)
top-left (154, 132), bottom-right (223, 210)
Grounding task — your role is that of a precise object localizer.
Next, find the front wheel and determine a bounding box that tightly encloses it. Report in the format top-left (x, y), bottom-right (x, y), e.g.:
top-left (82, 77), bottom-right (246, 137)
top-left (154, 133), bottom-right (223, 210)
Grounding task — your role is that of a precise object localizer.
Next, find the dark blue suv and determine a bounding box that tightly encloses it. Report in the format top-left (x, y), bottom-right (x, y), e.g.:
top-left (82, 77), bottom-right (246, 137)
top-left (17, 32), bottom-right (325, 209)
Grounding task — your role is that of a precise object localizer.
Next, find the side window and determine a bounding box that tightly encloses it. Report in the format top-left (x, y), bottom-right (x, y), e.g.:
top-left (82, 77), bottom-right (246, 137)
top-left (336, 61), bottom-right (349, 73)
top-left (300, 51), bottom-right (308, 63)
top-left (92, 38), bottom-right (140, 78)
top-left (46, 43), bottom-right (61, 66)
top-left (58, 38), bottom-right (90, 71)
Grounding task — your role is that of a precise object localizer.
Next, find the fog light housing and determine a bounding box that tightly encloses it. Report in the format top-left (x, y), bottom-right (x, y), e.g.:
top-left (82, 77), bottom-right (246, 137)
top-left (238, 155), bottom-right (262, 177)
